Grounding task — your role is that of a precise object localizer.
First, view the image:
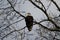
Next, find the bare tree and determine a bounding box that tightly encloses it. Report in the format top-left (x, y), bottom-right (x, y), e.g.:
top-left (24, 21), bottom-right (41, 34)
top-left (0, 0), bottom-right (60, 40)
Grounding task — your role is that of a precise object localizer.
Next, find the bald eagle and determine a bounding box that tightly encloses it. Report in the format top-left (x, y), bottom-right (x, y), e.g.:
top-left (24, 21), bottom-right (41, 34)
top-left (25, 13), bottom-right (33, 31)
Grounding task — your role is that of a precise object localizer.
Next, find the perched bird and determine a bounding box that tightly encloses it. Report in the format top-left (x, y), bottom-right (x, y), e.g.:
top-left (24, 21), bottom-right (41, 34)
top-left (25, 13), bottom-right (33, 31)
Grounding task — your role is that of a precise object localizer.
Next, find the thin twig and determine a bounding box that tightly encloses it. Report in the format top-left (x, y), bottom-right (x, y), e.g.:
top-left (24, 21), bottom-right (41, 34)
top-left (1, 26), bottom-right (26, 40)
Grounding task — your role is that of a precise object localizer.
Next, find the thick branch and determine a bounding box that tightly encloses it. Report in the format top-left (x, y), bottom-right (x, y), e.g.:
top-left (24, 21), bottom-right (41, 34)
top-left (34, 21), bottom-right (60, 32)
top-left (29, 0), bottom-right (49, 18)
top-left (7, 0), bottom-right (25, 18)
top-left (51, 0), bottom-right (60, 11)
top-left (48, 19), bottom-right (60, 28)
top-left (29, 0), bottom-right (60, 29)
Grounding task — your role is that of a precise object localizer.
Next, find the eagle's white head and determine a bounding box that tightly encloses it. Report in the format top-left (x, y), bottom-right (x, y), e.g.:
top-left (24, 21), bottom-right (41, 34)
top-left (25, 13), bottom-right (31, 17)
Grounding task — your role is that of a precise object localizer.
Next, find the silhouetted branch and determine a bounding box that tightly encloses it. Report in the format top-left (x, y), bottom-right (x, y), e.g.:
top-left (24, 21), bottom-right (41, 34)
top-left (1, 26), bottom-right (26, 40)
top-left (39, 19), bottom-right (48, 23)
top-left (7, 0), bottom-right (25, 18)
top-left (39, 15), bottom-right (60, 23)
top-left (29, 0), bottom-right (49, 18)
top-left (2, 18), bottom-right (24, 30)
top-left (34, 21), bottom-right (60, 32)
top-left (0, 7), bottom-right (11, 10)
top-left (35, 0), bottom-right (46, 11)
top-left (29, 0), bottom-right (60, 29)
top-left (51, 0), bottom-right (60, 11)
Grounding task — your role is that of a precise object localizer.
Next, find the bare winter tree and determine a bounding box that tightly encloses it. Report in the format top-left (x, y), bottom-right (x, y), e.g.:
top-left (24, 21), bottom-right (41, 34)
top-left (0, 0), bottom-right (60, 40)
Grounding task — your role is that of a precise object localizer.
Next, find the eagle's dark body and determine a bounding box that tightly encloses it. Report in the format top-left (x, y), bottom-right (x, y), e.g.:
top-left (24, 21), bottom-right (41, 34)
top-left (25, 16), bottom-right (33, 31)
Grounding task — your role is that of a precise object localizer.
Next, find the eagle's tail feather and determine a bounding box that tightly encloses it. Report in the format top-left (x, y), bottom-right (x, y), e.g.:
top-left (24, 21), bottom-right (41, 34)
top-left (28, 26), bottom-right (32, 31)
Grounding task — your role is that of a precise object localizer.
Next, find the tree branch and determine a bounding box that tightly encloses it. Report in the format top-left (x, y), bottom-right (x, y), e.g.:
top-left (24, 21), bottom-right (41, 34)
top-left (1, 26), bottom-right (26, 40)
top-left (2, 18), bottom-right (24, 30)
top-left (35, 0), bottom-right (46, 11)
top-left (7, 0), bottom-right (25, 18)
top-left (51, 0), bottom-right (60, 11)
top-left (34, 21), bottom-right (60, 32)
top-left (29, 0), bottom-right (60, 29)
top-left (29, 0), bottom-right (49, 18)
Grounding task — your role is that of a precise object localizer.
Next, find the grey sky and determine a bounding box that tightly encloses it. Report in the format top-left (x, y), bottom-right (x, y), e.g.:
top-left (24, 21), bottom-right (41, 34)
top-left (1, 0), bottom-right (60, 40)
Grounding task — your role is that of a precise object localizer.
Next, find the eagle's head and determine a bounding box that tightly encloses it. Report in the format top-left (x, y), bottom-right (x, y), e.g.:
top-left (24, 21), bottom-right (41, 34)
top-left (25, 13), bottom-right (31, 17)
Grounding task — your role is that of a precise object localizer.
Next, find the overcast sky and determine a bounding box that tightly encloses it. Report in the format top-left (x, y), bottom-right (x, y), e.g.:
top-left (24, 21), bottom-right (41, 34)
top-left (1, 0), bottom-right (60, 40)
